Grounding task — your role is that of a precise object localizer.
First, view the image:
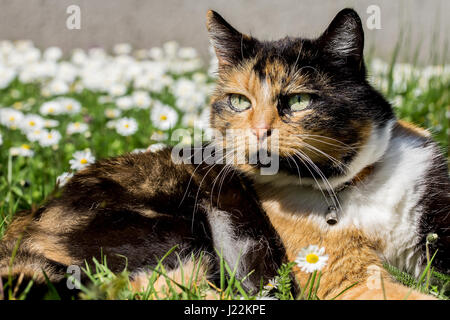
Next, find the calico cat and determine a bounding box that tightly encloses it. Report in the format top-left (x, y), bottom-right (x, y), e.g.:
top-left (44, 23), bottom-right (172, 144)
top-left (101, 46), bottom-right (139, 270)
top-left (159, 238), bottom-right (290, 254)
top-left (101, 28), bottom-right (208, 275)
top-left (0, 148), bottom-right (288, 299)
top-left (1, 8), bottom-right (448, 301)
top-left (206, 9), bottom-right (449, 299)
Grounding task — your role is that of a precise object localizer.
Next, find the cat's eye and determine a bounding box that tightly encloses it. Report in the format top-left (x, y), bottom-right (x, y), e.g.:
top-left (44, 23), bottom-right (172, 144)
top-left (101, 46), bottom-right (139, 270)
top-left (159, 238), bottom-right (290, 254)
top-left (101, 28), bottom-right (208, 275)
top-left (229, 94), bottom-right (251, 111)
top-left (288, 93), bottom-right (311, 111)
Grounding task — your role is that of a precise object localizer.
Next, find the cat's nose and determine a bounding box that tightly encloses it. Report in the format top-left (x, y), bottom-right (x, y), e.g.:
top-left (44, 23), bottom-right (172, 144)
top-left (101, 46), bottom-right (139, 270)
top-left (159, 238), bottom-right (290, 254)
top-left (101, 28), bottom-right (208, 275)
top-left (251, 126), bottom-right (272, 141)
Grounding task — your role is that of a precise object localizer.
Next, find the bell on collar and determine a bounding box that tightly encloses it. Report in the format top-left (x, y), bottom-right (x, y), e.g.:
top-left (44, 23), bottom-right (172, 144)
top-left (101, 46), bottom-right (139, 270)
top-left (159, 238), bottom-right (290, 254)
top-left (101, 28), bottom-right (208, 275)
top-left (326, 205), bottom-right (339, 225)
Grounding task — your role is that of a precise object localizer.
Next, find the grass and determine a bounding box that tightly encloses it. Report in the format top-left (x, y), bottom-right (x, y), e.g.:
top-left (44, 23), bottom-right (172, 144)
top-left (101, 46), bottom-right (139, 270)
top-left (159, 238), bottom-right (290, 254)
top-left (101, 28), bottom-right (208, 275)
top-left (0, 40), bottom-right (449, 300)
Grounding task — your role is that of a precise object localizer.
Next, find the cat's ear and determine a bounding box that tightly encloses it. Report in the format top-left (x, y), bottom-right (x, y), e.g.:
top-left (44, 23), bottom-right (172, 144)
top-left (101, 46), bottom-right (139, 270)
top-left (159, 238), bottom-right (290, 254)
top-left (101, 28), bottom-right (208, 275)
top-left (318, 8), bottom-right (364, 66)
top-left (206, 10), bottom-right (257, 67)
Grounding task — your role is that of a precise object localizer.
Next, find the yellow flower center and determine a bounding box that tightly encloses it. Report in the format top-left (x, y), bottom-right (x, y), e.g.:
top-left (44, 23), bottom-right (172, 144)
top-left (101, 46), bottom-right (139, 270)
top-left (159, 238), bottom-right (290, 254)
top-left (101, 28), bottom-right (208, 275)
top-left (306, 253), bottom-right (319, 264)
top-left (9, 116), bottom-right (15, 121)
top-left (21, 144), bottom-right (31, 149)
top-left (47, 134), bottom-right (53, 139)
top-left (29, 121), bottom-right (36, 126)
top-left (160, 115), bottom-right (168, 121)
top-left (48, 107), bottom-right (55, 113)
top-left (124, 124), bottom-right (129, 128)
top-left (80, 158), bottom-right (88, 164)
top-left (66, 104), bottom-right (73, 110)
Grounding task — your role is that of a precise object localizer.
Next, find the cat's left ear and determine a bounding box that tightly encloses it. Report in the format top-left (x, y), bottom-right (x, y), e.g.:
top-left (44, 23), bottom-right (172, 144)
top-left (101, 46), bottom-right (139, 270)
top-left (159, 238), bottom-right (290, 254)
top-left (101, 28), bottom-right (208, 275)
top-left (206, 10), bottom-right (257, 67)
top-left (318, 8), bottom-right (365, 68)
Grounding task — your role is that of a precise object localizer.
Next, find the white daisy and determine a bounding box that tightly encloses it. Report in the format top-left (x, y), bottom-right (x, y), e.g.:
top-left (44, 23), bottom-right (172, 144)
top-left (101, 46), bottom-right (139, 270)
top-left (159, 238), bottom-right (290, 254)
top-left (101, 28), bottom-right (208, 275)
top-left (115, 96), bottom-right (134, 110)
top-left (147, 143), bottom-right (167, 153)
top-left (58, 98), bottom-right (81, 114)
top-left (20, 114), bottom-right (45, 133)
top-left (40, 100), bottom-right (62, 116)
top-left (43, 79), bottom-right (70, 96)
top-left (132, 91), bottom-right (152, 109)
top-left (104, 108), bottom-right (121, 119)
top-left (263, 278), bottom-right (279, 291)
top-left (113, 43), bottom-right (132, 56)
top-left (106, 120), bottom-right (118, 129)
top-left (115, 117), bottom-right (138, 136)
top-left (108, 83), bottom-right (127, 97)
top-left (67, 122), bottom-right (88, 135)
top-left (131, 148), bottom-right (147, 154)
top-left (56, 172), bottom-right (73, 187)
top-left (150, 130), bottom-right (169, 141)
top-left (43, 119), bottom-right (60, 128)
top-left (0, 108), bottom-right (24, 129)
top-left (150, 103), bottom-right (178, 130)
top-left (69, 150), bottom-right (95, 171)
top-left (38, 129), bottom-right (62, 147)
top-left (43, 46), bottom-right (63, 61)
top-left (295, 245), bottom-right (329, 273)
top-left (26, 128), bottom-right (46, 142)
top-left (0, 65), bottom-right (16, 89)
top-left (10, 144), bottom-right (34, 157)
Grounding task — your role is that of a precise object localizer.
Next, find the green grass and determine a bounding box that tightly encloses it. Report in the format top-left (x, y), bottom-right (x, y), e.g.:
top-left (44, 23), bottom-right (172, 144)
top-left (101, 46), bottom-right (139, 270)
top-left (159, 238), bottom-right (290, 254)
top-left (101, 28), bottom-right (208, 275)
top-left (0, 41), bottom-right (449, 300)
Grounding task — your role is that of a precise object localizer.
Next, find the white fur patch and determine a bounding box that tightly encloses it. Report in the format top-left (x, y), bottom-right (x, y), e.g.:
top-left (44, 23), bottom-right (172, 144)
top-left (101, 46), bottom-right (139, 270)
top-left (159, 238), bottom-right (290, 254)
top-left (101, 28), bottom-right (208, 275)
top-left (206, 207), bottom-right (256, 290)
top-left (255, 120), bottom-right (436, 277)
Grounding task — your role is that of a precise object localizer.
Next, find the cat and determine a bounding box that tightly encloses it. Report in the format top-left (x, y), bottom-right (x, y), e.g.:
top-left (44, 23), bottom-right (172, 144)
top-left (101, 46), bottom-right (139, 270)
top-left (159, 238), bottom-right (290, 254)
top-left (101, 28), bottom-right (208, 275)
top-left (1, 8), bottom-right (448, 301)
top-left (205, 8), bottom-right (449, 299)
top-left (0, 148), bottom-right (289, 299)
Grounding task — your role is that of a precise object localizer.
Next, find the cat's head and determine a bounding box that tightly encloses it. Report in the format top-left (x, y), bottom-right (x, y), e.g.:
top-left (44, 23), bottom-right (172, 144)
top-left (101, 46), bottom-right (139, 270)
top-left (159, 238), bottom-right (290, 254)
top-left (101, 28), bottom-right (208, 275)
top-left (206, 9), bottom-right (395, 188)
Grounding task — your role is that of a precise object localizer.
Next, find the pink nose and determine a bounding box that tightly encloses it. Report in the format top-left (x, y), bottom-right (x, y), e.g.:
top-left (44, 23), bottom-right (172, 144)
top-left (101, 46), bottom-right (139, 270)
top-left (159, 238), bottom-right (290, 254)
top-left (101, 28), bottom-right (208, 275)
top-left (251, 126), bottom-right (271, 141)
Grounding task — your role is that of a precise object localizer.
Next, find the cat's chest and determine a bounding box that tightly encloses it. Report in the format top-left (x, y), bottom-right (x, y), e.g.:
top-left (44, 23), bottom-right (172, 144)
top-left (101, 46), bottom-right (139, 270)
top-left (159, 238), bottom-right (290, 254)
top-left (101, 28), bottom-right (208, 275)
top-left (259, 182), bottom-right (424, 275)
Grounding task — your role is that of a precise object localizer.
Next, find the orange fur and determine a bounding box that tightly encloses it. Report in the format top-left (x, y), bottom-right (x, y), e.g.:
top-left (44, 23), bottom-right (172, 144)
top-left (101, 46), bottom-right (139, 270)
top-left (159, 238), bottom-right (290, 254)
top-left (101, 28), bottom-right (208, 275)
top-left (259, 192), bottom-right (435, 300)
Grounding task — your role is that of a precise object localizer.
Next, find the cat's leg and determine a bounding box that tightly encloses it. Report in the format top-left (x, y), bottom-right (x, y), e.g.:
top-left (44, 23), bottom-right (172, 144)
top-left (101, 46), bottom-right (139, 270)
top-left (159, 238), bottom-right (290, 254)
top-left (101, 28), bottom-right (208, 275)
top-left (129, 254), bottom-right (220, 299)
top-left (0, 240), bottom-right (77, 299)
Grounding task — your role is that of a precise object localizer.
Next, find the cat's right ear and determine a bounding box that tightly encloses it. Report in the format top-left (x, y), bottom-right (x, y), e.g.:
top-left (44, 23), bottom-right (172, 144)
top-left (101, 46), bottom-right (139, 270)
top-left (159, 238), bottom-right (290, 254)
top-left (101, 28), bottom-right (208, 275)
top-left (206, 10), bottom-right (257, 67)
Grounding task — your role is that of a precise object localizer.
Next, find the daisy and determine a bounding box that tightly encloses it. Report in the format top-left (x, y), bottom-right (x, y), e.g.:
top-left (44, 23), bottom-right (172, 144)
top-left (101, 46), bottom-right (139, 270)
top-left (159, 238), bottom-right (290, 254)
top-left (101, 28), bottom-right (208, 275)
top-left (43, 79), bottom-right (70, 96)
top-left (182, 113), bottom-right (199, 128)
top-left (106, 120), bottom-right (117, 129)
top-left (131, 148), bottom-right (147, 154)
top-left (0, 66), bottom-right (16, 89)
top-left (104, 108), bottom-right (121, 119)
top-left (150, 130), bottom-right (169, 141)
top-left (20, 114), bottom-right (45, 133)
top-left (113, 43), bottom-right (132, 56)
top-left (263, 277), bottom-right (279, 291)
top-left (132, 91), bottom-right (152, 109)
top-left (151, 103), bottom-right (178, 130)
top-left (26, 128), bottom-right (46, 142)
top-left (40, 100), bottom-right (62, 116)
top-left (38, 129), bottom-right (62, 147)
top-left (115, 96), bottom-right (134, 110)
top-left (69, 150), bottom-right (95, 171)
top-left (43, 46), bottom-right (63, 61)
top-left (108, 83), bottom-right (127, 97)
top-left (147, 143), bottom-right (166, 153)
top-left (295, 245), bottom-right (329, 273)
top-left (58, 98), bottom-right (81, 114)
top-left (115, 117), bottom-right (138, 136)
top-left (10, 144), bottom-right (34, 157)
top-left (67, 122), bottom-right (88, 135)
top-left (43, 119), bottom-right (60, 128)
top-left (0, 108), bottom-right (24, 129)
top-left (56, 172), bottom-right (73, 187)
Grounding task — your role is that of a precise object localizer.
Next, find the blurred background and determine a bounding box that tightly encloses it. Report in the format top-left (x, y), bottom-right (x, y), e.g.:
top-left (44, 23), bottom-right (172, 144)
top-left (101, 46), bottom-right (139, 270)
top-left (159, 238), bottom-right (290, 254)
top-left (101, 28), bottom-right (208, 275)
top-left (0, 0), bottom-right (449, 64)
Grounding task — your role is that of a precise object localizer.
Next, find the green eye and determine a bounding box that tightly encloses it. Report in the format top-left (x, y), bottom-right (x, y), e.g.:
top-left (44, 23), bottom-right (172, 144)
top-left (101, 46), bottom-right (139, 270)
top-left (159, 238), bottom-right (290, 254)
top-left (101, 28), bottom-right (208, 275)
top-left (288, 94), bottom-right (311, 111)
top-left (229, 94), bottom-right (251, 111)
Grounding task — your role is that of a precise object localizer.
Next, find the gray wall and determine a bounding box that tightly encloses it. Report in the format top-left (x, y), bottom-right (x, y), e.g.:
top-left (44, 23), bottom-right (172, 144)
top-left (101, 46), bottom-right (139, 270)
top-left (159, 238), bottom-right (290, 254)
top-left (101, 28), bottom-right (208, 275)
top-left (0, 0), bottom-right (448, 64)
